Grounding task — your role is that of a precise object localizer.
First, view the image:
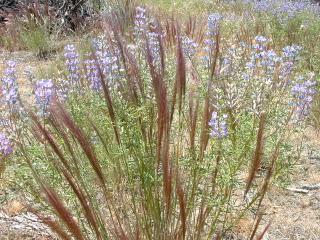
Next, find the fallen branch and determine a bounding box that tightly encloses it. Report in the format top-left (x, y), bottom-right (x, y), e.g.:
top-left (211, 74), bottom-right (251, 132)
top-left (286, 187), bottom-right (309, 194)
top-left (301, 183), bottom-right (320, 191)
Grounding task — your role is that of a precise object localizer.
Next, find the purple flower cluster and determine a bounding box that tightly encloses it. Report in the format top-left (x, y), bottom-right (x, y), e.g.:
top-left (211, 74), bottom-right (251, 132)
top-left (207, 13), bottom-right (223, 37)
top-left (209, 112), bottom-right (228, 138)
top-left (252, 0), bottom-right (320, 22)
top-left (246, 37), bottom-right (281, 77)
top-left (246, 36), bottom-right (302, 79)
top-left (181, 36), bottom-right (198, 58)
top-left (282, 45), bottom-right (303, 60)
top-left (95, 50), bottom-right (119, 81)
top-left (147, 31), bottom-right (162, 66)
top-left (252, 36), bottom-right (268, 51)
top-left (85, 59), bottom-right (101, 91)
top-left (134, 7), bottom-right (148, 39)
top-left (203, 13), bottom-right (223, 65)
top-left (34, 79), bottom-right (54, 115)
top-left (64, 44), bottom-right (80, 86)
top-left (0, 132), bottom-right (13, 157)
top-left (1, 60), bottom-right (19, 105)
top-left (291, 79), bottom-right (317, 120)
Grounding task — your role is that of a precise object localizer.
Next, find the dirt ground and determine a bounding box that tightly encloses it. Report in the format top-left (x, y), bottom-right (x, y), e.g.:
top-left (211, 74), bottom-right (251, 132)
top-left (0, 51), bottom-right (319, 239)
top-left (264, 128), bottom-right (320, 240)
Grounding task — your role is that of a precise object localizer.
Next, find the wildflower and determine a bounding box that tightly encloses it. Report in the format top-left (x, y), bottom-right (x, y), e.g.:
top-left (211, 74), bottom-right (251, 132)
top-left (253, 36), bottom-right (269, 51)
top-left (252, 0), bottom-right (319, 22)
top-left (209, 112), bottom-right (228, 138)
top-left (207, 13), bottom-right (223, 36)
top-left (282, 45), bottom-right (302, 60)
top-left (260, 50), bottom-right (281, 73)
top-left (0, 133), bottom-right (13, 157)
top-left (34, 79), bottom-right (54, 115)
top-left (291, 78), bottom-right (316, 120)
top-left (64, 44), bottom-right (80, 86)
top-left (147, 31), bottom-right (161, 66)
top-left (181, 36), bottom-right (198, 58)
top-left (95, 49), bottom-right (119, 80)
top-left (279, 61), bottom-right (294, 80)
top-left (134, 7), bottom-right (148, 39)
top-left (255, 36), bottom-right (268, 44)
top-left (1, 60), bottom-right (19, 105)
top-left (85, 59), bottom-right (101, 91)
top-left (203, 13), bottom-right (222, 65)
top-left (92, 35), bottom-right (107, 52)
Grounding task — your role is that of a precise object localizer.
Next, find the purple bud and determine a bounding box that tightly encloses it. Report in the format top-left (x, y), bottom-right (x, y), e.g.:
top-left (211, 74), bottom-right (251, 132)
top-left (64, 44), bottom-right (80, 86)
top-left (1, 60), bottom-right (19, 105)
top-left (34, 79), bottom-right (54, 115)
top-left (209, 112), bottom-right (228, 138)
top-left (0, 132), bottom-right (13, 157)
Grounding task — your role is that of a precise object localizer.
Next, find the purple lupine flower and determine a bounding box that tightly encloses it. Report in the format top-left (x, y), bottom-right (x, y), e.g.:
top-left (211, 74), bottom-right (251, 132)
top-left (34, 79), bottom-right (54, 115)
top-left (203, 13), bottom-right (222, 65)
top-left (85, 59), bottom-right (101, 91)
top-left (252, 0), bottom-right (319, 22)
top-left (279, 61), bottom-right (294, 81)
top-left (92, 35), bottom-right (107, 52)
top-left (147, 31), bottom-right (161, 65)
top-left (207, 13), bottom-right (223, 36)
top-left (1, 60), bottom-right (19, 105)
top-left (95, 49), bottom-right (119, 80)
top-left (246, 38), bottom-right (281, 76)
top-left (253, 36), bottom-right (269, 51)
top-left (134, 7), bottom-right (148, 39)
top-left (209, 112), bottom-right (228, 138)
top-left (64, 44), bottom-right (80, 86)
top-left (260, 50), bottom-right (282, 75)
top-left (0, 132), bottom-right (13, 157)
top-left (181, 36), bottom-right (198, 58)
top-left (282, 45), bottom-right (302, 60)
top-left (291, 79), bottom-right (317, 120)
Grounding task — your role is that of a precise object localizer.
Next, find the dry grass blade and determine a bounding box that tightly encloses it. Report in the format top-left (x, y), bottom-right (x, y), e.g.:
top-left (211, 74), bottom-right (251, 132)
top-left (185, 17), bottom-right (205, 44)
top-left (249, 213), bottom-right (263, 240)
top-left (199, 96), bottom-right (212, 161)
top-left (50, 102), bottom-right (107, 189)
top-left (164, 18), bottom-right (177, 49)
top-left (245, 112), bottom-right (266, 196)
top-left (256, 222), bottom-right (271, 240)
top-left (41, 184), bottom-right (86, 240)
top-left (30, 113), bottom-right (73, 175)
top-left (176, 25), bottom-right (186, 112)
top-left (29, 209), bottom-right (71, 240)
top-left (146, 34), bottom-right (172, 210)
top-left (257, 143), bottom-right (280, 210)
top-left (92, 51), bottom-right (121, 144)
top-left (176, 175), bottom-right (186, 239)
top-left (31, 113), bottom-right (104, 238)
top-left (214, 230), bottom-right (222, 240)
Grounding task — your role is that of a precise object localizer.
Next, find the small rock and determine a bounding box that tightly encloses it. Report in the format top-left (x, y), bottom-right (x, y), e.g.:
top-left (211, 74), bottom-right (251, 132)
top-left (4, 200), bottom-right (25, 216)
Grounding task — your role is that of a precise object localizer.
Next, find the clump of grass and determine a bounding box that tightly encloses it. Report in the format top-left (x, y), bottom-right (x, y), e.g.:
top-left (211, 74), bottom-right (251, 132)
top-left (0, 2), bottom-right (317, 240)
top-left (20, 24), bottom-right (53, 59)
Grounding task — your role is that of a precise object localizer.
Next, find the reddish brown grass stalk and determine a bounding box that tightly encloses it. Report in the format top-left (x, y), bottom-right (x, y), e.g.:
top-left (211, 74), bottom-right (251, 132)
top-left (41, 184), bottom-right (86, 240)
top-left (245, 112), bottom-right (266, 196)
top-left (30, 210), bottom-right (71, 240)
top-left (256, 222), bottom-right (271, 240)
top-left (176, 174), bottom-right (186, 239)
top-left (146, 33), bottom-right (172, 211)
top-left (249, 212), bottom-right (263, 240)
